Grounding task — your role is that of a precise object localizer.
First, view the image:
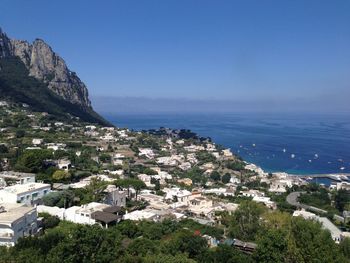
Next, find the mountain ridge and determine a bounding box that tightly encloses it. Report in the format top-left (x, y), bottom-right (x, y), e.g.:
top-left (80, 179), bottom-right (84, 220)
top-left (0, 28), bottom-right (111, 126)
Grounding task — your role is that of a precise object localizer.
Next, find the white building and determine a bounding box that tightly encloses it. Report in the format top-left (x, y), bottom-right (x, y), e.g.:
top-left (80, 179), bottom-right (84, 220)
top-left (203, 188), bottom-right (235, 197)
top-left (0, 171), bottom-right (35, 188)
top-left (240, 189), bottom-right (265, 198)
top-left (164, 187), bottom-right (192, 203)
top-left (104, 185), bottom-right (127, 207)
top-left (123, 209), bottom-right (157, 221)
top-left (57, 159), bottom-right (71, 170)
top-left (252, 196), bottom-right (276, 209)
top-left (46, 143), bottom-right (66, 151)
top-left (65, 202), bottom-right (108, 225)
top-left (0, 203), bottom-right (38, 246)
top-left (139, 148), bottom-right (155, 159)
top-left (0, 183), bottom-right (51, 205)
top-left (32, 138), bottom-right (43, 145)
top-left (222, 149), bottom-right (233, 158)
top-left (269, 178), bottom-right (293, 193)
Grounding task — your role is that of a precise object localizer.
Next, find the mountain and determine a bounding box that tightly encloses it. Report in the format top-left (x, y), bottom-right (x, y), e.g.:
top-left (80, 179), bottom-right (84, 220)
top-left (0, 28), bottom-right (110, 125)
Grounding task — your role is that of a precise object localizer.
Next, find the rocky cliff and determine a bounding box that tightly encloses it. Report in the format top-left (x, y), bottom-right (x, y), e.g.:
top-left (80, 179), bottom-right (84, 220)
top-left (0, 28), bottom-right (91, 108)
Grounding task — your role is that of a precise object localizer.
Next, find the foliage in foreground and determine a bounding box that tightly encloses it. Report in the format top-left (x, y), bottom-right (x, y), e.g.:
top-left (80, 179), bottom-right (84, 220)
top-left (0, 212), bottom-right (349, 263)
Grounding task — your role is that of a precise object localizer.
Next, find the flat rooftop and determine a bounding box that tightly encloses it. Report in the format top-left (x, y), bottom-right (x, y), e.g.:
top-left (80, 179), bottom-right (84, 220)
top-left (1, 183), bottom-right (50, 194)
top-left (0, 203), bottom-right (35, 223)
top-left (0, 171), bottom-right (35, 179)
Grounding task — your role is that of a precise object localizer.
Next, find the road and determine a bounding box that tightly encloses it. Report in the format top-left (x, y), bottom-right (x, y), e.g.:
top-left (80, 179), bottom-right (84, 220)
top-left (286, 191), bottom-right (328, 214)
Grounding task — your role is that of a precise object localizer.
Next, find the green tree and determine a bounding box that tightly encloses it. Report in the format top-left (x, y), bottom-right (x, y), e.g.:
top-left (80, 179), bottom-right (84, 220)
top-left (164, 230), bottom-right (207, 259)
top-left (254, 229), bottom-right (288, 263)
top-left (52, 170), bottom-right (71, 182)
top-left (334, 189), bottom-right (350, 212)
top-left (222, 173), bottom-right (231, 184)
top-left (228, 201), bottom-right (266, 241)
top-left (210, 171), bottom-right (221, 182)
top-left (340, 237), bottom-right (350, 259)
top-left (15, 149), bottom-right (52, 173)
top-left (127, 238), bottom-right (159, 257)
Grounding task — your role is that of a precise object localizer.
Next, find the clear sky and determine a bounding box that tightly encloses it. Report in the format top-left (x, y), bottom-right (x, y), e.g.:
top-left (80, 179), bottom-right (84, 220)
top-left (1, 0), bottom-right (350, 112)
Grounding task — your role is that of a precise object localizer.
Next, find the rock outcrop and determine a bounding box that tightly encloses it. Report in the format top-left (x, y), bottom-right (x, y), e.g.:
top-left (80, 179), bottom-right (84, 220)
top-left (0, 28), bottom-right (91, 108)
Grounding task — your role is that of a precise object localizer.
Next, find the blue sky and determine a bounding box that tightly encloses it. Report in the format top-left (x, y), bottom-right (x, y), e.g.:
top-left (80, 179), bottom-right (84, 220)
top-left (1, 0), bottom-right (350, 112)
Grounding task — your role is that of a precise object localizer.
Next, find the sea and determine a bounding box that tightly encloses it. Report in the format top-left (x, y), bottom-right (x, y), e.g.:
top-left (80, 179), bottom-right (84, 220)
top-left (103, 112), bottom-right (350, 176)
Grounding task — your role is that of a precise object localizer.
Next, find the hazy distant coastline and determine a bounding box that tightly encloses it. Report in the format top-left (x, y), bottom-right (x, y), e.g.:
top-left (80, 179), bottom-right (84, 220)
top-left (92, 96), bottom-right (350, 115)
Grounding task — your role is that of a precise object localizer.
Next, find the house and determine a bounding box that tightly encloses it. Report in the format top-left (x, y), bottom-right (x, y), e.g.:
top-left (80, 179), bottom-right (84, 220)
top-left (32, 138), bottom-right (43, 145)
top-left (139, 148), bottom-right (155, 159)
top-left (57, 159), bottom-right (71, 170)
top-left (203, 187), bottom-right (235, 197)
top-left (123, 209), bottom-right (157, 221)
top-left (343, 211), bottom-right (350, 223)
top-left (0, 183), bottom-right (51, 205)
top-left (245, 163), bottom-right (267, 177)
top-left (269, 178), bottom-right (293, 193)
top-left (0, 171), bottom-right (35, 188)
top-left (293, 209), bottom-right (317, 220)
top-left (179, 162), bottom-right (192, 171)
top-left (85, 125), bottom-right (97, 130)
top-left (240, 189), bottom-right (265, 198)
top-left (156, 156), bottom-right (178, 166)
top-left (0, 203), bottom-right (38, 246)
top-left (222, 149), bottom-right (233, 158)
top-left (178, 178), bottom-right (193, 186)
top-left (252, 196), bottom-right (276, 209)
top-left (46, 143), bottom-right (66, 151)
top-left (103, 185), bottom-right (126, 207)
top-left (65, 202), bottom-right (121, 228)
top-left (100, 133), bottom-right (116, 141)
top-left (164, 187), bottom-right (192, 203)
top-left (113, 153), bottom-right (125, 166)
top-left (137, 174), bottom-right (153, 187)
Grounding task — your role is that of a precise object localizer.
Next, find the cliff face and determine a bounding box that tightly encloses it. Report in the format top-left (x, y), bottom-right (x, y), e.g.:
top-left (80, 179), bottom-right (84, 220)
top-left (0, 28), bottom-right (91, 108)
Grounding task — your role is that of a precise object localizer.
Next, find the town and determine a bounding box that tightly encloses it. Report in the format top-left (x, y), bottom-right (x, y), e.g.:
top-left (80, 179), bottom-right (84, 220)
top-left (0, 100), bottom-right (349, 262)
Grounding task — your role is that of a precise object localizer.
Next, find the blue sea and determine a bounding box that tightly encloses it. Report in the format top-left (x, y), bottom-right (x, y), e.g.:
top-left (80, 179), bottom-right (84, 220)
top-left (103, 112), bottom-right (350, 175)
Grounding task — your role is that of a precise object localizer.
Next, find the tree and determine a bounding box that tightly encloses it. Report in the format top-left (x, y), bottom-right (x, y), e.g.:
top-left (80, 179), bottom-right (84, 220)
top-left (210, 171), bottom-right (221, 182)
top-left (39, 213), bottom-right (60, 230)
top-left (15, 129), bottom-right (25, 138)
top-left (0, 144), bottom-right (8, 154)
top-left (254, 229), bottom-right (288, 263)
top-left (52, 170), bottom-right (71, 182)
top-left (115, 178), bottom-right (146, 200)
top-left (144, 167), bottom-right (158, 175)
top-left (228, 201), bottom-right (266, 241)
top-left (222, 173), bottom-right (231, 184)
top-left (127, 238), bottom-right (159, 256)
top-left (199, 244), bottom-right (254, 263)
top-left (99, 153), bottom-right (111, 163)
top-left (15, 149), bottom-right (52, 173)
top-left (288, 217), bottom-right (346, 263)
top-left (334, 189), bottom-right (350, 212)
top-left (340, 237), bottom-right (350, 259)
top-left (164, 230), bottom-right (207, 259)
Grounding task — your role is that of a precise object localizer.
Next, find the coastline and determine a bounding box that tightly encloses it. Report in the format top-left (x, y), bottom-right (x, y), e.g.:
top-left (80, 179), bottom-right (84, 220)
top-left (103, 112), bottom-right (350, 176)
